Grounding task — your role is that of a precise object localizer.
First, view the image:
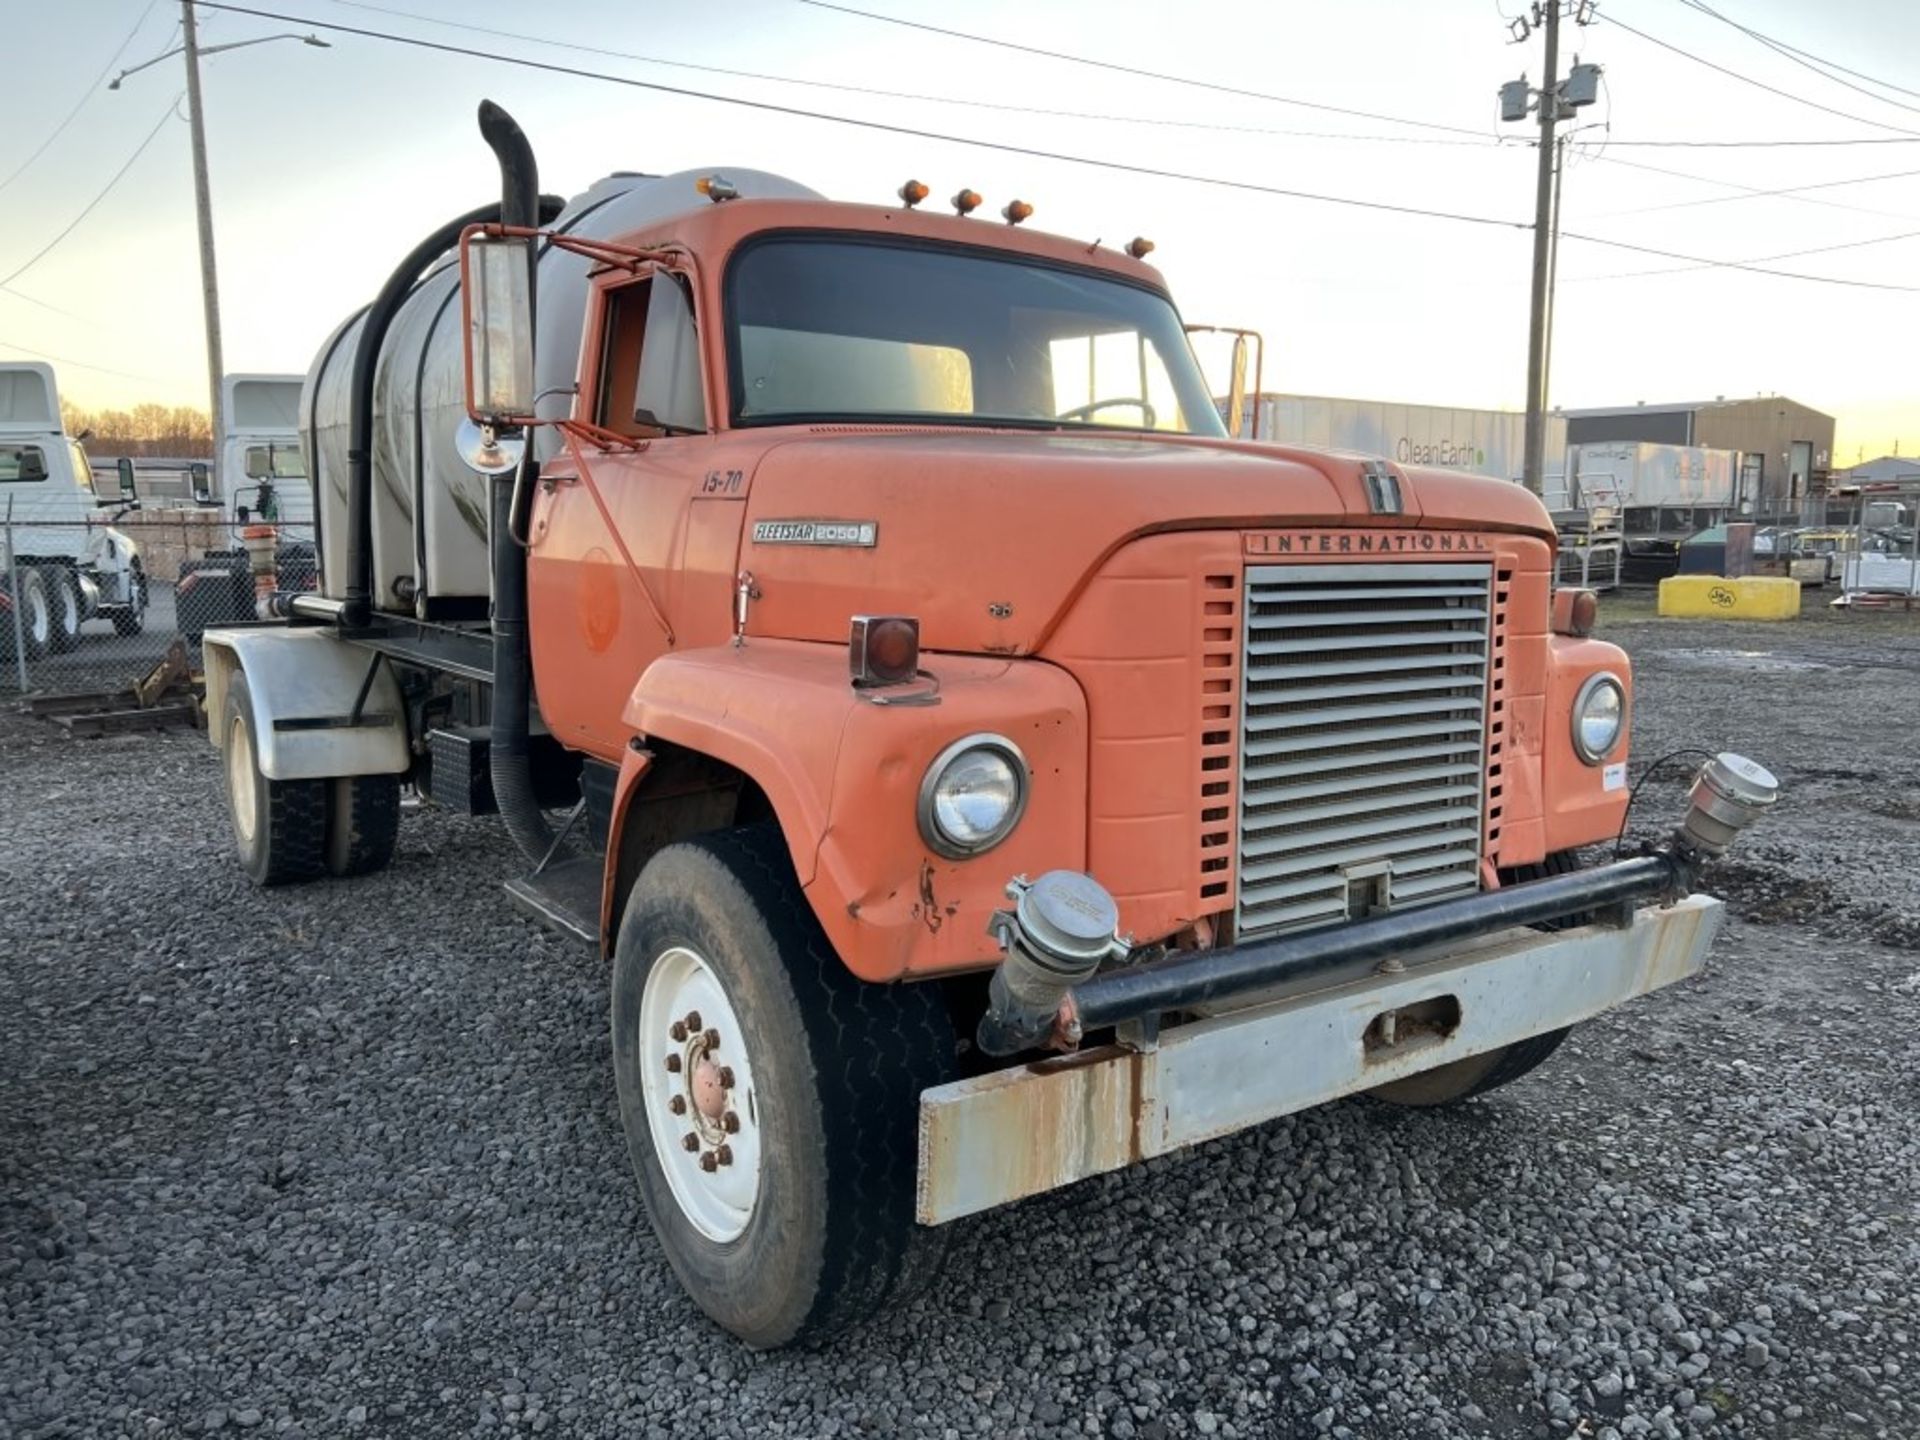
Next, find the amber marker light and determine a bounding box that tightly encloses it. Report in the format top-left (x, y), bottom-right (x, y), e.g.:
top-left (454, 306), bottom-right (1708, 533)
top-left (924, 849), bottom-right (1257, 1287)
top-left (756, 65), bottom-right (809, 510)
top-left (951, 188), bottom-right (982, 216)
top-left (850, 615), bottom-right (921, 686)
top-left (1002, 199), bottom-right (1034, 226)
top-left (1551, 587), bottom-right (1599, 638)
top-left (1126, 237), bottom-right (1155, 259)
top-left (898, 179), bottom-right (929, 208)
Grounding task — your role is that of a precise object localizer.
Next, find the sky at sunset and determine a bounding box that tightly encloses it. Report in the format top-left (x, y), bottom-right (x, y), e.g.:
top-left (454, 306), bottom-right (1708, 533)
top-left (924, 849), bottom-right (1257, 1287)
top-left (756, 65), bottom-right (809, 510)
top-left (2, 0), bottom-right (1917, 463)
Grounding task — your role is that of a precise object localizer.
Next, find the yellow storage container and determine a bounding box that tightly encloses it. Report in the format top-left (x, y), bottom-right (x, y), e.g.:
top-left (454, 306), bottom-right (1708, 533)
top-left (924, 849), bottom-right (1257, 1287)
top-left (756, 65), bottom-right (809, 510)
top-left (1658, 575), bottom-right (1802, 621)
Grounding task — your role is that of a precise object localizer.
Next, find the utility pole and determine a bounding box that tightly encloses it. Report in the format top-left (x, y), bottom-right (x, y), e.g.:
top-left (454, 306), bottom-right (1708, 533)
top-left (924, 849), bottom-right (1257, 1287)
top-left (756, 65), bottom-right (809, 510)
top-left (1500, 2), bottom-right (1600, 497)
top-left (180, 1), bottom-right (225, 485)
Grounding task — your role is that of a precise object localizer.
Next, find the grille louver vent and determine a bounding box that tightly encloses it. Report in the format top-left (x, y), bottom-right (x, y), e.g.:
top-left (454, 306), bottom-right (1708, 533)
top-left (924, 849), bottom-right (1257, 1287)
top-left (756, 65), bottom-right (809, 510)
top-left (1235, 562), bottom-right (1492, 940)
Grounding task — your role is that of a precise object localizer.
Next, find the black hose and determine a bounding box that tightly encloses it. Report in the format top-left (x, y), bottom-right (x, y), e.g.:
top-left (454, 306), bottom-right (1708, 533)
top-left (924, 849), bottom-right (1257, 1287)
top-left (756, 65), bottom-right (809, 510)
top-left (476, 99), bottom-right (560, 867)
top-left (1066, 853), bottom-right (1685, 1038)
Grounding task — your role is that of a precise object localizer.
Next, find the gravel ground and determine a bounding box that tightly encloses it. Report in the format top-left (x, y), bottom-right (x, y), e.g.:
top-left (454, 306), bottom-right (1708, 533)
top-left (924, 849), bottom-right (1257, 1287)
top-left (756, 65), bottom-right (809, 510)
top-left (4, 599), bottom-right (1919, 1440)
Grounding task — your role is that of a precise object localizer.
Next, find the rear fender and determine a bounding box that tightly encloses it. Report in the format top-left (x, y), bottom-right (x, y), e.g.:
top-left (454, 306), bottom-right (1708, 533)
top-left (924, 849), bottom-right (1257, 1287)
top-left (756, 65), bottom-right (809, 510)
top-left (203, 627), bottom-right (410, 781)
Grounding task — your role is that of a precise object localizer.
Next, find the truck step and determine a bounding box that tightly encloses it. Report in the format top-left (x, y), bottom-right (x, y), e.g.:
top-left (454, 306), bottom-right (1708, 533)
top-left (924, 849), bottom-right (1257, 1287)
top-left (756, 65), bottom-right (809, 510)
top-left (503, 855), bottom-right (603, 946)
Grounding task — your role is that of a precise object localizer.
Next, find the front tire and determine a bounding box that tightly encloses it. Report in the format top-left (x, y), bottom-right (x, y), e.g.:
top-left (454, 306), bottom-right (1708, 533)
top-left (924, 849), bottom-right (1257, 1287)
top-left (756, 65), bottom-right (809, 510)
top-left (12, 567), bottom-right (52, 660)
top-left (611, 827), bottom-right (956, 1349)
top-left (222, 669), bottom-right (326, 886)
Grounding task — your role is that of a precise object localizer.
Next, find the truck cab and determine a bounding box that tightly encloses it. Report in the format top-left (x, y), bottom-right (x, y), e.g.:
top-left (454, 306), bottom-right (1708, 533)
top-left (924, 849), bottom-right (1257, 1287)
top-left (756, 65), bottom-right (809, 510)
top-left (0, 362), bottom-right (148, 657)
top-left (199, 104), bottom-right (1775, 1350)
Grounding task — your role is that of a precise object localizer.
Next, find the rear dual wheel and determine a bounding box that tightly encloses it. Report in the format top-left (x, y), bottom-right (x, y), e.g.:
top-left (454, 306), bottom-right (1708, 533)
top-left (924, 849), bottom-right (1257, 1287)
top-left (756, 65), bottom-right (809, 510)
top-left (221, 669), bottom-right (400, 886)
top-left (612, 827), bottom-right (956, 1349)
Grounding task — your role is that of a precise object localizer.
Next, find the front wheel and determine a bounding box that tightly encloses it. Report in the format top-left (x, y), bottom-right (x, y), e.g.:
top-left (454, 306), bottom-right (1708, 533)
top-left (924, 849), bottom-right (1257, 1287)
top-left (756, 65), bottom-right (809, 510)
top-left (46, 568), bottom-right (81, 654)
top-left (611, 827), bottom-right (956, 1349)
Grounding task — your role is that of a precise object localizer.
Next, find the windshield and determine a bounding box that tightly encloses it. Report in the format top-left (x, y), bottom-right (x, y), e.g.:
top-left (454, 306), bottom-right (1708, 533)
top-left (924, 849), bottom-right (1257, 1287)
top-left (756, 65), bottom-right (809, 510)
top-left (726, 236), bottom-right (1226, 436)
top-left (245, 443), bottom-right (306, 479)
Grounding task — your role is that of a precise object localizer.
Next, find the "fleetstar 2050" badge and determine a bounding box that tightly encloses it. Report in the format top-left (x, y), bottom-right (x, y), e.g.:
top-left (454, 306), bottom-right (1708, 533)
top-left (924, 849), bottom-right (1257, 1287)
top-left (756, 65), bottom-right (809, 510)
top-left (751, 519), bottom-right (878, 547)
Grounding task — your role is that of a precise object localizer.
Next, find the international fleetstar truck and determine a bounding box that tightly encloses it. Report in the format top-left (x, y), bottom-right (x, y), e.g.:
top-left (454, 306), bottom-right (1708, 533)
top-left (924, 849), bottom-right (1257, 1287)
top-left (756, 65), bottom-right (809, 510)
top-left (200, 105), bottom-right (1777, 1348)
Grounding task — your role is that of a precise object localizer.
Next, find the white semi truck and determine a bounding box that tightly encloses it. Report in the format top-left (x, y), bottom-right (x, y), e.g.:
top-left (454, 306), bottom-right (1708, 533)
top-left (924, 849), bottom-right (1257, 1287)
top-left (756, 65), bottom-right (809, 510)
top-left (0, 363), bottom-right (148, 658)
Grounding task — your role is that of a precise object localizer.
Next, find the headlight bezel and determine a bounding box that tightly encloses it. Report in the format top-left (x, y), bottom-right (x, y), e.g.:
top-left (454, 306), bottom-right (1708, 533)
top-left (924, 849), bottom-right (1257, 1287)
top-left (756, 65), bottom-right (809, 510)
top-left (1571, 671), bottom-right (1627, 765)
top-left (917, 732), bottom-right (1029, 859)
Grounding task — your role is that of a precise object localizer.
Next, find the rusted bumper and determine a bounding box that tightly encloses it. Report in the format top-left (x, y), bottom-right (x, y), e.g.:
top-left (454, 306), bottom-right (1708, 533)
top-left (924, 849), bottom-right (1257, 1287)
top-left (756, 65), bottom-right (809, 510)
top-left (916, 894), bottom-right (1723, 1224)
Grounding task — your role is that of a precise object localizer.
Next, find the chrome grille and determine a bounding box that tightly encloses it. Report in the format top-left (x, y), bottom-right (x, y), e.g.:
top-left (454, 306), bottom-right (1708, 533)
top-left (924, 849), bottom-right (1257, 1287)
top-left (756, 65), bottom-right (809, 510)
top-left (1236, 562), bottom-right (1491, 939)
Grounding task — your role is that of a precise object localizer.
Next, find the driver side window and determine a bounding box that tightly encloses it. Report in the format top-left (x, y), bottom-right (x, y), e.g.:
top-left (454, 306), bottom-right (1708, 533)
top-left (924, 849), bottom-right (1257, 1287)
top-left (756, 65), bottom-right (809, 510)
top-left (596, 272), bottom-right (708, 437)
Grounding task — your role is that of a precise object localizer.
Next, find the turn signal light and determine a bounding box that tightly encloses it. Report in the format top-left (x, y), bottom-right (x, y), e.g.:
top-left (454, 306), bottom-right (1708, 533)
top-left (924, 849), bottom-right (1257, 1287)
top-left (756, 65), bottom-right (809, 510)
top-left (1002, 199), bottom-right (1034, 226)
top-left (898, 179), bottom-right (929, 208)
top-left (952, 188), bottom-right (982, 216)
top-left (850, 615), bottom-right (921, 686)
top-left (1552, 587), bottom-right (1599, 638)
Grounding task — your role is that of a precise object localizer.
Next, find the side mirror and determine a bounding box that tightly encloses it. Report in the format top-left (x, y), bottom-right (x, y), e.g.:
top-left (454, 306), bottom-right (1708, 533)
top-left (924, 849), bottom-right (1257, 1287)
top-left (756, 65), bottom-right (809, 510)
top-left (462, 231), bottom-right (536, 423)
top-left (1226, 334), bottom-right (1250, 441)
top-left (116, 457), bottom-right (136, 500)
top-left (190, 461), bottom-right (212, 504)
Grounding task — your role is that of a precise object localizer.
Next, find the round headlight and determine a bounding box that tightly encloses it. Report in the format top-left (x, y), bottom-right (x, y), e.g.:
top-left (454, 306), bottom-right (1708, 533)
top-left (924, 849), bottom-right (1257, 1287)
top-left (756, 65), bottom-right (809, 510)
top-left (918, 734), bottom-right (1028, 858)
top-left (1572, 672), bottom-right (1626, 764)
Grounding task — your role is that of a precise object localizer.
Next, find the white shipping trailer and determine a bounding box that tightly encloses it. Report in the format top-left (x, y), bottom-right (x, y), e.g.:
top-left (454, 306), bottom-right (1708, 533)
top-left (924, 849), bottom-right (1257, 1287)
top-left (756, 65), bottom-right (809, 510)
top-left (1244, 392), bottom-right (1567, 490)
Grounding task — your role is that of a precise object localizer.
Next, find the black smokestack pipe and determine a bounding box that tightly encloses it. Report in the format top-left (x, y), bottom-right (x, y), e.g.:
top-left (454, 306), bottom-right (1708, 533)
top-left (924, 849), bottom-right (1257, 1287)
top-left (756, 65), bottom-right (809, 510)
top-left (477, 99), bottom-right (559, 866)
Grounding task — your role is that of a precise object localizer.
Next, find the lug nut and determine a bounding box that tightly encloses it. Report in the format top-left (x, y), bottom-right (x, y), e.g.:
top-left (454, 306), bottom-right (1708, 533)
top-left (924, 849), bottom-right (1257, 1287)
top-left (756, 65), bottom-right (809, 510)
top-left (699, 1152), bottom-right (718, 1173)
top-left (664, 1053), bottom-right (682, 1073)
top-left (668, 1096), bottom-right (686, 1116)
top-left (718, 1066), bottom-right (735, 1089)
top-left (669, 1021), bottom-right (687, 1042)
top-left (716, 1145), bottom-right (733, 1167)
top-left (680, 1133), bottom-right (700, 1153)
top-left (685, 1010), bottom-right (702, 1031)
top-left (703, 1028), bottom-right (721, 1050)
top-left (722, 1111), bottom-right (739, 1134)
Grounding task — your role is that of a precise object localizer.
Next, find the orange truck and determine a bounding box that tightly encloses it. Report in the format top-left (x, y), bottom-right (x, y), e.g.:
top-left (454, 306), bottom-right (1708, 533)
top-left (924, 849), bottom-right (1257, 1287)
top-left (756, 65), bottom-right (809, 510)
top-left (201, 104), bottom-right (1777, 1347)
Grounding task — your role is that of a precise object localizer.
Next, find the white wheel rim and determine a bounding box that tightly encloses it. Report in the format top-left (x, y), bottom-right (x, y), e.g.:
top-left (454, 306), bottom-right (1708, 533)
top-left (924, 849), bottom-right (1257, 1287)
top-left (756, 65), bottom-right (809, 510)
top-left (55, 580), bottom-right (77, 634)
top-left (24, 584), bottom-right (48, 646)
top-left (227, 710), bottom-right (258, 847)
top-left (638, 944), bottom-right (763, 1242)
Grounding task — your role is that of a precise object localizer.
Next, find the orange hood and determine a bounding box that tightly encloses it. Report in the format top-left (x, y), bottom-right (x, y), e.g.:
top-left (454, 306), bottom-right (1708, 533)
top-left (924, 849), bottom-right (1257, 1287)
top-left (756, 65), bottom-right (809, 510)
top-left (737, 429), bottom-right (1555, 655)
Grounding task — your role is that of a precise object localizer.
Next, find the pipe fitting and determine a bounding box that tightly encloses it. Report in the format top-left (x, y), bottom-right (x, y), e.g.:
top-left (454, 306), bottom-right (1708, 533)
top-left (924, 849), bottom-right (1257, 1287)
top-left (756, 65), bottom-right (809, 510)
top-left (977, 871), bottom-right (1130, 1056)
top-left (1676, 752), bottom-right (1779, 862)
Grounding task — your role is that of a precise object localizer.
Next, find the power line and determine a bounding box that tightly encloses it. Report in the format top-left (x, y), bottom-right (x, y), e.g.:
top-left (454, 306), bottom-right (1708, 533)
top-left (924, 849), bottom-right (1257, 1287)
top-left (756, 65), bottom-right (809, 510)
top-left (194, 3), bottom-right (1528, 232)
top-left (322, 0), bottom-right (1503, 149)
top-left (187, 2), bottom-right (1920, 298)
top-left (1602, 135), bottom-right (1920, 148)
top-left (1566, 225), bottom-right (1920, 281)
top-left (0, 0), bottom-right (161, 196)
top-left (1600, 11), bottom-right (1920, 138)
top-left (1675, 0), bottom-right (1920, 110)
top-left (0, 101), bottom-right (179, 291)
top-left (0, 338), bottom-right (174, 386)
top-left (1560, 229), bottom-right (1920, 291)
top-left (792, 0), bottom-right (1492, 140)
top-left (1579, 148), bottom-right (1920, 220)
top-left (1588, 162), bottom-right (1920, 217)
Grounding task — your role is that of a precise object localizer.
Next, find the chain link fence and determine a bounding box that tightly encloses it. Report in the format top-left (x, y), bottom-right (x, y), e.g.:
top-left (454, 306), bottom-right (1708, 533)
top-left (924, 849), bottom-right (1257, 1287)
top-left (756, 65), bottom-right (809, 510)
top-left (1, 500), bottom-right (317, 703)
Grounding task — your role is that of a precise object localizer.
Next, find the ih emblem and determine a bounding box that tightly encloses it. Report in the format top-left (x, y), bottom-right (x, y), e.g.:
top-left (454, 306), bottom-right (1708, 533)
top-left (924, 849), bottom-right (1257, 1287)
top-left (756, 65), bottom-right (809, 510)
top-left (1361, 461), bottom-right (1403, 516)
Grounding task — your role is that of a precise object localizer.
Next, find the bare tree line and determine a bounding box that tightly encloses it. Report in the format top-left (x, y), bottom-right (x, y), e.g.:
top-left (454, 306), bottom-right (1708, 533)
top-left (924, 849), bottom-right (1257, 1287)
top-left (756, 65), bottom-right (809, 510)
top-left (59, 400), bottom-right (212, 458)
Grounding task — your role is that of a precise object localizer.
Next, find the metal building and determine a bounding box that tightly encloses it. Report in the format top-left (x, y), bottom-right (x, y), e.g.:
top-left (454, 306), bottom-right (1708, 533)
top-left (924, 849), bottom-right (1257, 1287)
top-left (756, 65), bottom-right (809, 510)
top-left (1558, 397), bottom-right (1835, 520)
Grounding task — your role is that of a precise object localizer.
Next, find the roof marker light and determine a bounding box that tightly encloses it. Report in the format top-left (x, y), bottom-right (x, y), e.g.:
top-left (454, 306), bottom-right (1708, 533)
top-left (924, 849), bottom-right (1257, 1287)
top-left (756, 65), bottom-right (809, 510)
top-left (898, 179), bottom-right (929, 208)
top-left (695, 174), bottom-right (739, 202)
top-left (1002, 199), bottom-right (1033, 226)
top-left (1126, 237), bottom-right (1155, 259)
top-left (951, 188), bottom-right (982, 217)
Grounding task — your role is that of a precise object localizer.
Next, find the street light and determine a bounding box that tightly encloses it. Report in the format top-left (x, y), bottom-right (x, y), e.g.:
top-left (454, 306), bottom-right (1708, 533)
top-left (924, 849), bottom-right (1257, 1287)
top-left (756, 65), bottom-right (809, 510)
top-left (110, 7), bottom-right (329, 494)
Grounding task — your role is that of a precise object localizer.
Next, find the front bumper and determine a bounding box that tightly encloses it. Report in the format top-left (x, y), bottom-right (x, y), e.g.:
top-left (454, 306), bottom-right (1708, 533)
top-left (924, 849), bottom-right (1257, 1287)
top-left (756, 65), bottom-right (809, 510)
top-left (916, 893), bottom-right (1722, 1224)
